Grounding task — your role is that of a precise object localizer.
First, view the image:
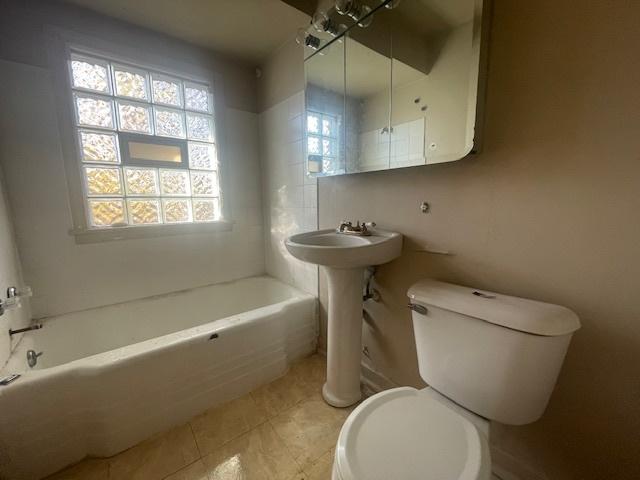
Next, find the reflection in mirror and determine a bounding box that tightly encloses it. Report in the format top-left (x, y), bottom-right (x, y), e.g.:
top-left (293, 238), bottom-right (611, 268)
top-left (305, 39), bottom-right (346, 175)
top-left (345, 14), bottom-right (392, 173)
top-left (303, 0), bottom-right (486, 177)
top-left (298, 0), bottom-right (389, 58)
top-left (390, 0), bottom-right (479, 166)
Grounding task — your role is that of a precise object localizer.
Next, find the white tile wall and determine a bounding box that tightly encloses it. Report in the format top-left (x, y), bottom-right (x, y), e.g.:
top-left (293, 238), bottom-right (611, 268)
top-left (259, 91), bottom-right (318, 296)
top-left (358, 118), bottom-right (426, 171)
top-left (0, 170), bottom-right (31, 368)
top-left (0, 61), bottom-right (265, 318)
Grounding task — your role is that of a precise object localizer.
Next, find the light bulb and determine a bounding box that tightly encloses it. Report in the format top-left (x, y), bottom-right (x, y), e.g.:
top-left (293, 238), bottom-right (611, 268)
top-left (295, 27), bottom-right (309, 45)
top-left (313, 10), bottom-right (347, 37)
top-left (357, 4), bottom-right (373, 27)
top-left (312, 10), bottom-right (329, 32)
top-left (335, 0), bottom-right (353, 15)
top-left (384, 0), bottom-right (402, 9)
top-left (296, 28), bottom-right (322, 50)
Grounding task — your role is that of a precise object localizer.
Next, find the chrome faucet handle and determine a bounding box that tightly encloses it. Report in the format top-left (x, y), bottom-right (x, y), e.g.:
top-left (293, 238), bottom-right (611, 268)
top-left (27, 349), bottom-right (43, 368)
top-left (337, 220), bottom-right (352, 232)
top-left (360, 221), bottom-right (376, 233)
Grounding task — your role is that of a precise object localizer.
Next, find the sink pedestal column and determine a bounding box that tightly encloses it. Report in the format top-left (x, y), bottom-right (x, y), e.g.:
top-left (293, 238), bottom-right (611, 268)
top-left (322, 266), bottom-right (364, 407)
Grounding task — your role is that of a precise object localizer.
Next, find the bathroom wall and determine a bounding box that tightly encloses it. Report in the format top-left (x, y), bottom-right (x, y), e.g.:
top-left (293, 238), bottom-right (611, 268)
top-left (258, 88), bottom-right (318, 296)
top-left (0, 0), bottom-right (256, 112)
top-left (0, 170), bottom-right (31, 368)
top-left (0, 1), bottom-right (264, 318)
top-left (260, 1), bottom-right (640, 479)
top-left (257, 40), bottom-right (317, 296)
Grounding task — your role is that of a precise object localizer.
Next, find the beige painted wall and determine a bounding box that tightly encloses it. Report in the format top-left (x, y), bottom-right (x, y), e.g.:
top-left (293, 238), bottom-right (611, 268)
top-left (317, 1), bottom-right (640, 479)
top-left (258, 1), bottom-right (640, 478)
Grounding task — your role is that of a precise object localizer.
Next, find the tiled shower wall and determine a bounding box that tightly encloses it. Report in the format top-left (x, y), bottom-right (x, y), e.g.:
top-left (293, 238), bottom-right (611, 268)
top-left (0, 170), bottom-right (31, 368)
top-left (0, 60), bottom-right (264, 318)
top-left (259, 91), bottom-right (318, 296)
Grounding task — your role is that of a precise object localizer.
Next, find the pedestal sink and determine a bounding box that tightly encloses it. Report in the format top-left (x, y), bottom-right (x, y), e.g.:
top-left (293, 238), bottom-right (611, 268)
top-left (285, 228), bottom-right (402, 407)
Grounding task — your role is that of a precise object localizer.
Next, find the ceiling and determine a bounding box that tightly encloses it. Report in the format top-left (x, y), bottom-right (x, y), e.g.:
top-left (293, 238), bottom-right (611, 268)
top-left (61, 0), bottom-right (310, 64)
top-left (418, 0), bottom-right (475, 27)
top-left (394, 0), bottom-right (475, 37)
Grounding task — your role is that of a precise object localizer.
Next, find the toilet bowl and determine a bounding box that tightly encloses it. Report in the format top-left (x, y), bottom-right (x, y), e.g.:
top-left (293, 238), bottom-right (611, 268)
top-left (332, 387), bottom-right (492, 480)
top-left (331, 279), bottom-right (580, 480)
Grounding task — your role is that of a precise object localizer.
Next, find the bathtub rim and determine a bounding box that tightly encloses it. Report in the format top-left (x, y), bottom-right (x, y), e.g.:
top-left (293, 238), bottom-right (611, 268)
top-left (1, 280), bottom-right (316, 382)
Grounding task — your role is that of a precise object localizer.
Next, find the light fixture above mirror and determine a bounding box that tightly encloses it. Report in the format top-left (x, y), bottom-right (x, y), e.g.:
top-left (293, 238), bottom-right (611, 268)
top-left (295, 0), bottom-right (391, 56)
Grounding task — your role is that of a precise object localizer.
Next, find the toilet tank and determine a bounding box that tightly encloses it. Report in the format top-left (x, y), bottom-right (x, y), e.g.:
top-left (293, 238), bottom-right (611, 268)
top-left (407, 280), bottom-right (580, 425)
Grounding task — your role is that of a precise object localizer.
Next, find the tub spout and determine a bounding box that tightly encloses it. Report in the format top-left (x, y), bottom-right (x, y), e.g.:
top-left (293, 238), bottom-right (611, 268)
top-left (9, 324), bottom-right (43, 336)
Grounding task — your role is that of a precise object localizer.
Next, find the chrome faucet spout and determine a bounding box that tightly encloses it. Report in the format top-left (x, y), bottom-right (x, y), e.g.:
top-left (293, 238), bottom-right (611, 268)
top-left (336, 220), bottom-right (376, 236)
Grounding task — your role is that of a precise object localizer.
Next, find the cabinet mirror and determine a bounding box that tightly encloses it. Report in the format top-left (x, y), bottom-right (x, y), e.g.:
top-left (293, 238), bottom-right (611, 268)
top-left (302, 0), bottom-right (488, 176)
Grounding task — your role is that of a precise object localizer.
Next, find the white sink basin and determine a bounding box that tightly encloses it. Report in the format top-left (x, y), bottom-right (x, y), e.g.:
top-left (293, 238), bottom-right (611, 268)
top-left (285, 227), bottom-right (402, 408)
top-left (285, 229), bottom-right (402, 268)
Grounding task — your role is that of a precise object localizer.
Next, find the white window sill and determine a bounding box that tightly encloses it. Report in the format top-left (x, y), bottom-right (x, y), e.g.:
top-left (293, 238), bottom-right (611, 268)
top-left (70, 220), bottom-right (234, 244)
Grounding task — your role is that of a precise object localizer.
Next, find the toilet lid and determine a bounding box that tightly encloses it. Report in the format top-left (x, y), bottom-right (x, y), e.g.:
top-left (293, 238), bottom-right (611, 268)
top-left (335, 387), bottom-right (491, 480)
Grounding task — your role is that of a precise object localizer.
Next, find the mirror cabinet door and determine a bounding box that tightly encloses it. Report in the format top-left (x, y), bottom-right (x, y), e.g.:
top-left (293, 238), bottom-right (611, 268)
top-left (303, 0), bottom-right (485, 177)
top-left (344, 12), bottom-right (392, 173)
top-left (305, 39), bottom-right (346, 176)
top-left (389, 0), bottom-right (480, 166)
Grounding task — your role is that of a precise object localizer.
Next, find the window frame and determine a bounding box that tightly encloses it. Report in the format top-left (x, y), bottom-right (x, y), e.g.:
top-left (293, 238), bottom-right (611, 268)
top-left (118, 132), bottom-right (189, 170)
top-left (306, 110), bottom-right (340, 174)
top-left (47, 30), bottom-right (233, 244)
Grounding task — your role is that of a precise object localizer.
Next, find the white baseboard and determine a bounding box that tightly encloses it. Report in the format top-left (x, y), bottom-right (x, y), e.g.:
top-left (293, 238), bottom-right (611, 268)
top-left (490, 446), bottom-right (548, 480)
top-left (360, 361), bottom-right (399, 397)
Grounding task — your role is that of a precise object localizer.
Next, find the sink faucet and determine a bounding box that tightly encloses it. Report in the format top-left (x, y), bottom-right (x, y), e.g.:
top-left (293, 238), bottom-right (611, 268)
top-left (336, 220), bottom-right (376, 236)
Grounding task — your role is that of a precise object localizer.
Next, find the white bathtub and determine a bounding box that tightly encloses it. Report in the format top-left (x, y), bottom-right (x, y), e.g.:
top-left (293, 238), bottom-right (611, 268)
top-left (0, 276), bottom-right (317, 480)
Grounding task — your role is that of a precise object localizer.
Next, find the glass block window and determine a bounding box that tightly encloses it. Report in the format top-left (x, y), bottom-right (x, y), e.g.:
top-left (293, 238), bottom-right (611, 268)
top-left (69, 51), bottom-right (221, 228)
top-left (307, 111), bottom-right (338, 173)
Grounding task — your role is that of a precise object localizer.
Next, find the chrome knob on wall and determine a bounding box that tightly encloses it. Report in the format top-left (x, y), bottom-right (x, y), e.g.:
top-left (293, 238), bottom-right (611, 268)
top-left (0, 286), bottom-right (32, 317)
top-left (27, 350), bottom-right (43, 368)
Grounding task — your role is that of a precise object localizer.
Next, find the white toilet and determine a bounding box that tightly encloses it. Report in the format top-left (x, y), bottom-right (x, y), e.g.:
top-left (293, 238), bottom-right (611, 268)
top-left (332, 279), bottom-right (580, 480)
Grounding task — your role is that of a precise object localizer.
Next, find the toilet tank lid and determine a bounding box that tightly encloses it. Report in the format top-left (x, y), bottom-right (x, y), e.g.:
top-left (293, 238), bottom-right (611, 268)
top-left (407, 280), bottom-right (580, 336)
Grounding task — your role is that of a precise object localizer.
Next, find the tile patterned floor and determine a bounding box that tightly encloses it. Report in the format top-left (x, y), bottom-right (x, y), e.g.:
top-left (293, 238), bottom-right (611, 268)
top-left (47, 354), bottom-right (345, 480)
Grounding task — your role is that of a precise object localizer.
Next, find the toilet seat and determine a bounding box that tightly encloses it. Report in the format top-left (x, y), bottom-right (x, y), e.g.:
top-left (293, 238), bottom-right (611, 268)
top-left (334, 387), bottom-right (491, 480)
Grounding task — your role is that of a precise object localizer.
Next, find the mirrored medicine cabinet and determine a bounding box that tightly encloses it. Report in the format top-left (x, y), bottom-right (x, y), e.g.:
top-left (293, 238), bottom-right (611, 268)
top-left (301, 0), bottom-right (490, 177)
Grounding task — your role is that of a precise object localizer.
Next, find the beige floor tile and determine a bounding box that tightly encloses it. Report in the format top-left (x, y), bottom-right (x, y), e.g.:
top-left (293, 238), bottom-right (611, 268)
top-left (251, 365), bottom-right (316, 418)
top-left (45, 458), bottom-right (109, 480)
top-left (200, 422), bottom-right (301, 480)
top-left (287, 473), bottom-right (309, 480)
top-left (304, 448), bottom-right (334, 480)
top-left (108, 424), bottom-right (199, 480)
top-left (270, 394), bottom-right (350, 472)
top-left (163, 459), bottom-right (210, 480)
top-left (288, 355), bottom-right (326, 399)
top-left (190, 393), bottom-right (268, 456)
